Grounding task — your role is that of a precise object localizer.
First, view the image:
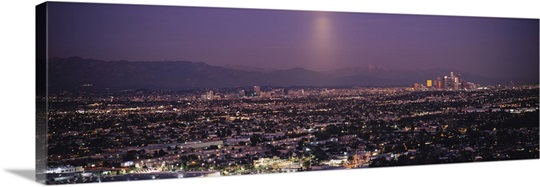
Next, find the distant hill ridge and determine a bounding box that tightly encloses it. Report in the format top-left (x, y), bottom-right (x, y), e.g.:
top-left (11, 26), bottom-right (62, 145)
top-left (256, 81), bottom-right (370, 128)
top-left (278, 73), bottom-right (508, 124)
top-left (47, 57), bottom-right (502, 92)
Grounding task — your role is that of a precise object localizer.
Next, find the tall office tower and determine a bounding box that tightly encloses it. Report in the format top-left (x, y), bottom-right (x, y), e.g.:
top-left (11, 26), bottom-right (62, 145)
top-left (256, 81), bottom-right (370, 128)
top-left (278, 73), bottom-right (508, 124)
top-left (453, 76), bottom-right (460, 90)
top-left (451, 72), bottom-right (456, 89)
top-left (427, 80), bottom-right (433, 88)
top-left (207, 90), bottom-right (214, 100)
top-left (437, 77), bottom-right (442, 89)
top-left (444, 76), bottom-right (452, 90)
top-left (254, 86), bottom-right (261, 95)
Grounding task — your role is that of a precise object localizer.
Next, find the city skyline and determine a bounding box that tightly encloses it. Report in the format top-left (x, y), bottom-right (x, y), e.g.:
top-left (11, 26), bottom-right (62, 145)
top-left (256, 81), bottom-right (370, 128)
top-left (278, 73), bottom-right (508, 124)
top-left (48, 56), bottom-right (525, 93)
top-left (37, 2), bottom-right (539, 184)
top-left (47, 2), bottom-right (539, 83)
top-left (412, 71), bottom-right (480, 91)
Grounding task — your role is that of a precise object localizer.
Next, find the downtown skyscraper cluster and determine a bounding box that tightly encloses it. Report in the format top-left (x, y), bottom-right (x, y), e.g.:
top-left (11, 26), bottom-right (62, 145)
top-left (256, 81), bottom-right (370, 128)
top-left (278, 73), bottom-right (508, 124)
top-left (413, 72), bottom-right (479, 91)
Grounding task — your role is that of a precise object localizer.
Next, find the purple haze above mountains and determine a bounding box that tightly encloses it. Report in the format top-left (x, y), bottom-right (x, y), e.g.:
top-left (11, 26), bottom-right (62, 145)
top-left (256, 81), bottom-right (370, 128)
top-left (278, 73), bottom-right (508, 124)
top-left (46, 2), bottom-right (538, 87)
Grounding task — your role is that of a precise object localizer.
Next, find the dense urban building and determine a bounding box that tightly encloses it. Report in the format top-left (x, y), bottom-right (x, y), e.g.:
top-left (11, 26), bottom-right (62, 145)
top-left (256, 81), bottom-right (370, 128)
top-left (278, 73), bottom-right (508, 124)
top-left (44, 81), bottom-right (539, 184)
top-left (413, 72), bottom-right (479, 91)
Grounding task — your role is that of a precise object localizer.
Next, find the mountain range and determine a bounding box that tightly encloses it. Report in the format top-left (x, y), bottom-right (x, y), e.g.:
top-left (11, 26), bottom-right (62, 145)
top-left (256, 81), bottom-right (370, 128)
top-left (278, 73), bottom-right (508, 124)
top-left (47, 57), bottom-right (505, 92)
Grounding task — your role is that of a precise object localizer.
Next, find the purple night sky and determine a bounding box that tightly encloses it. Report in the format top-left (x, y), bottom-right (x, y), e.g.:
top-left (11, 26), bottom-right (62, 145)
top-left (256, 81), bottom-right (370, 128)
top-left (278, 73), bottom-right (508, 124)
top-left (47, 2), bottom-right (539, 82)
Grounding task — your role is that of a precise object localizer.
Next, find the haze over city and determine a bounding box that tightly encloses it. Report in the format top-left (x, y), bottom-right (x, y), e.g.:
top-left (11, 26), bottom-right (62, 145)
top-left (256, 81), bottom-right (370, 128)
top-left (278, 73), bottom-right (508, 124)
top-left (47, 3), bottom-right (539, 84)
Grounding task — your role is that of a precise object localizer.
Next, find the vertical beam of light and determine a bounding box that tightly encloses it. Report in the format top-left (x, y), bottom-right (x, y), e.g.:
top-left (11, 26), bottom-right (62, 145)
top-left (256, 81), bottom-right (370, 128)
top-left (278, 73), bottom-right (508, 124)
top-left (308, 12), bottom-right (337, 70)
